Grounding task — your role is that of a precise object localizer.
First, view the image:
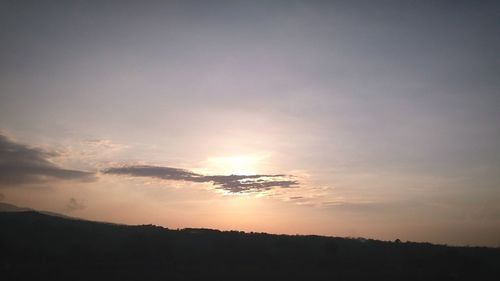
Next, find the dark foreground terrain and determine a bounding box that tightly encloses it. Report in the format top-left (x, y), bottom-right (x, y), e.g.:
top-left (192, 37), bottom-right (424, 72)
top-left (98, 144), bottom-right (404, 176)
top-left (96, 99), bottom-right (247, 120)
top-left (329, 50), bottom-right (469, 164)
top-left (1, 211), bottom-right (499, 281)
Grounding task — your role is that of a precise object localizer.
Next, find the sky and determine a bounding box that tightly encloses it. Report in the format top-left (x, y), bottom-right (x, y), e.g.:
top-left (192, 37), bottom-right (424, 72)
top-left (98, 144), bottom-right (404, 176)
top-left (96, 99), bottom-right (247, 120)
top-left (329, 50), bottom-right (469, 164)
top-left (1, 0), bottom-right (499, 246)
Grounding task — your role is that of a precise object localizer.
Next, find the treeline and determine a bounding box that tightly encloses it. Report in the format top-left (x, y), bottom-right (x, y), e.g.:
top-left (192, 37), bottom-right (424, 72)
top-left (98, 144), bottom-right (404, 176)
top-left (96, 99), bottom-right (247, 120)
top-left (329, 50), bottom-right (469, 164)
top-left (1, 211), bottom-right (499, 280)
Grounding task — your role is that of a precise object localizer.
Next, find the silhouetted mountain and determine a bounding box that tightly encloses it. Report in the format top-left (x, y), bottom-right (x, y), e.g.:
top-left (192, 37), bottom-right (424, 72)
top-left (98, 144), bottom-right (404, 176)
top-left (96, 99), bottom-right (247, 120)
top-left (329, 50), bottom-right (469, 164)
top-left (1, 209), bottom-right (499, 281)
top-left (0, 202), bottom-right (78, 219)
top-left (0, 202), bottom-right (32, 212)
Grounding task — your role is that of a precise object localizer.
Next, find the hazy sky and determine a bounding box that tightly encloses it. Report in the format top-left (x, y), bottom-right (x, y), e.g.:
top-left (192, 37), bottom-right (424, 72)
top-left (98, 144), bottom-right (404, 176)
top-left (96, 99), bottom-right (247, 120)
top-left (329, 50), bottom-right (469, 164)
top-left (1, 0), bottom-right (499, 246)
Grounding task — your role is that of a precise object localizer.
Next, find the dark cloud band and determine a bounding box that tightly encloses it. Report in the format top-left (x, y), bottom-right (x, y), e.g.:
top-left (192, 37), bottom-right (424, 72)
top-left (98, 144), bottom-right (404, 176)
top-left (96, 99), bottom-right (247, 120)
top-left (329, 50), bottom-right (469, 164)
top-left (0, 134), bottom-right (95, 186)
top-left (103, 165), bottom-right (298, 193)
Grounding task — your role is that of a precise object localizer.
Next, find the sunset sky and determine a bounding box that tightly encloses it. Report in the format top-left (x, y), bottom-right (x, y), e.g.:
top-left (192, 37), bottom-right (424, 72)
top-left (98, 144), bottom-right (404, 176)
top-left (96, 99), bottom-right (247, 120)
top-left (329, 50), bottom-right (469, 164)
top-left (1, 0), bottom-right (499, 246)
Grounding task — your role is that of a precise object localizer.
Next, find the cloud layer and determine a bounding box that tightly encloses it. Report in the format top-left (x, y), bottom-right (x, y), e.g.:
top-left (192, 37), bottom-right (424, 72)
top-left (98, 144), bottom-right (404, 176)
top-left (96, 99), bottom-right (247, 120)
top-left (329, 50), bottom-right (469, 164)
top-left (103, 165), bottom-right (298, 193)
top-left (0, 134), bottom-right (297, 193)
top-left (0, 134), bottom-right (95, 186)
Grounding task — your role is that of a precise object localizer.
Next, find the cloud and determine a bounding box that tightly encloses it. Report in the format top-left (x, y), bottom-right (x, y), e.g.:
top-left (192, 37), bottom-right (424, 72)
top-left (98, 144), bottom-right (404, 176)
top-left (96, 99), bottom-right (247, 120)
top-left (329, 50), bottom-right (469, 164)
top-left (65, 197), bottom-right (85, 212)
top-left (103, 165), bottom-right (201, 181)
top-left (0, 193), bottom-right (4, 201)
top-left (0, 134), bottom-right (95, 186)
top-left (103, 165), bottom-right (298, 193)
top-left (203, 175), bottom-right (297, 193)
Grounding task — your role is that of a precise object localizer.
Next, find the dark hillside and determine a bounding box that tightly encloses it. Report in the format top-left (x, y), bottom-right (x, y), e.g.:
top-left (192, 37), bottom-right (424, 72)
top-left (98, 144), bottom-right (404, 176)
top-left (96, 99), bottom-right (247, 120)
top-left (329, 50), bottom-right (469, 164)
top-left (1, 211), bottom-right (499, 281)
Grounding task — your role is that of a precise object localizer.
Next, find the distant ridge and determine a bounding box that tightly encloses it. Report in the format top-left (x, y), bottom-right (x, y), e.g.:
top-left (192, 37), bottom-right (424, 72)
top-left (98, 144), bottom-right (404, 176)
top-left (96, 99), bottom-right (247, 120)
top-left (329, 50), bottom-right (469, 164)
top-left (1, 208), bottom-right (500, 280)
top-left (0, 202), bottom-right (79, 220)
top-left (0, 202), bottom-right (32, 212)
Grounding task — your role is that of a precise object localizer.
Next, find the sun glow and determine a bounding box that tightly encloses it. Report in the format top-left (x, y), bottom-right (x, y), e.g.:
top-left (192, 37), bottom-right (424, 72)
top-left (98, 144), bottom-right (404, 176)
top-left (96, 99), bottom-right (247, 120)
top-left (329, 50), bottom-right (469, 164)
top-left (206, 155), bottom-right (264, 175)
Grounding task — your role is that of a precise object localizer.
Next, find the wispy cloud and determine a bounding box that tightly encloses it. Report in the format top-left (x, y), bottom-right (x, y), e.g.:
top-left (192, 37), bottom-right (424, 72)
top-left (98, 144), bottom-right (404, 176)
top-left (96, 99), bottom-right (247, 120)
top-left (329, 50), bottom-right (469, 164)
top-left (102, 165), bottom-right (298, 193)
top-left (0, 134), bottom-right (96, 186)
top-left (65, 197), bottom-right (86, 212)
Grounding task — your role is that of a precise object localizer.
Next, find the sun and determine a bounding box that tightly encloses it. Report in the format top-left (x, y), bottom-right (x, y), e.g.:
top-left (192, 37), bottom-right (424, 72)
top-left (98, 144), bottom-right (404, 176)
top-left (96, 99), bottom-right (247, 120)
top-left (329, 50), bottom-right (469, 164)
top-left (206, 155), bottom-right (262, 175)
